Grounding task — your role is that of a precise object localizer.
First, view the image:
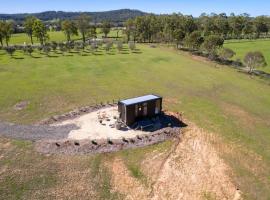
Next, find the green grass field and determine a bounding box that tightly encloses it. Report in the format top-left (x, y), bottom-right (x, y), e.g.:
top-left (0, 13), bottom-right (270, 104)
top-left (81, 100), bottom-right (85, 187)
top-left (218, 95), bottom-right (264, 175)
top-left (0, 44), bottom-right (270, 199)
top-left (224, 39), bottom-right (270, 73)
top-left (9, 29), bottom-right (123, 45)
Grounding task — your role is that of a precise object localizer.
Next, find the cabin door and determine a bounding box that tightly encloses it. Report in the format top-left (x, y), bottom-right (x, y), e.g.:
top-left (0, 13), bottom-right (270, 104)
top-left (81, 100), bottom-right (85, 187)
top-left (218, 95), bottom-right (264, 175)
top-left (136, 103), bottom-right (147, 118)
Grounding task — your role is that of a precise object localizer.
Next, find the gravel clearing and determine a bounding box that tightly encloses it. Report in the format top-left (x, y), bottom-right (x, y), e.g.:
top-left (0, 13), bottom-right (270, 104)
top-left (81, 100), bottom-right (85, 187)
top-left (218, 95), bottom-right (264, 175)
top-left (0, 122), bottom-right (78, 141)
top-left (56, 107), bottom-right (148, 140)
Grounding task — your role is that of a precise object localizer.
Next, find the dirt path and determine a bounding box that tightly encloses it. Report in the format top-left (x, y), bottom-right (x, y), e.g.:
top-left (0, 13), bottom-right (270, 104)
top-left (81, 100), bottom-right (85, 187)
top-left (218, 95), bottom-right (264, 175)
top-left (109, 123), bottom-right (242, 200)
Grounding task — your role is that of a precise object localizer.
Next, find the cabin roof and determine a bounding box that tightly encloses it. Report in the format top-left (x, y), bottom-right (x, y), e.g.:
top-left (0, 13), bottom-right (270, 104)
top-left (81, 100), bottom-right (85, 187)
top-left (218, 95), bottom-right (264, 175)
top-left (119, 94), bottom-right (161, 106)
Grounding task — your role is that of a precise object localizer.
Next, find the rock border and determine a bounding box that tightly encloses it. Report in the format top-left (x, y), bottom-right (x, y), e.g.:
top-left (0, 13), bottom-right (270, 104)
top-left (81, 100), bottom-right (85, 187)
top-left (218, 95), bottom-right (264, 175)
top-left (35, 127), bottom-right (181, 155)
top-left (38, 103), bottom-right (117, 125)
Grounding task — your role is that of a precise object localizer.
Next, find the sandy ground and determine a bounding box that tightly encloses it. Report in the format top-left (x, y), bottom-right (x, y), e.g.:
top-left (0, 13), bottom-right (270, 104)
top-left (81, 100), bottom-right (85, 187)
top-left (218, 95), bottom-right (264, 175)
top-left (56, 107), bottom-right (147, 140)
top-left (108, 122), bottom-right (242, 200)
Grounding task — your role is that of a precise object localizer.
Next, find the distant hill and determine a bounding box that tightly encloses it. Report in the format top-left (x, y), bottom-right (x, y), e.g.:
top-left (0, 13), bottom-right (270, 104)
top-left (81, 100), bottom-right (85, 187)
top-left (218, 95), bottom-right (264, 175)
top-left (0, 9), bottom-right (148, 23)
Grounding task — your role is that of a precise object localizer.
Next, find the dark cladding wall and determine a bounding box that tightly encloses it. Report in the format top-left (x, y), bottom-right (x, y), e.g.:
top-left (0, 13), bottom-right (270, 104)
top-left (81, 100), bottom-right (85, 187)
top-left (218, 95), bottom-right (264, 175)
top-left (126, 104), bottom-right (136, 126)
top-left (119, 98), bottom-right (162, 126)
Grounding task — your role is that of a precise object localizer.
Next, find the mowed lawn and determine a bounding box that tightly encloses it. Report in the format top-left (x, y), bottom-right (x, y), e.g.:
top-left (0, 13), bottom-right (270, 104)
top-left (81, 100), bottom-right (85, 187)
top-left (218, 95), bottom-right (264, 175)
top-left (225, 39), bottom-right (270, 73)
top-left (0, 45), bottom-right (270, 199)
top-left (9, 29), bottom-right (123, 45)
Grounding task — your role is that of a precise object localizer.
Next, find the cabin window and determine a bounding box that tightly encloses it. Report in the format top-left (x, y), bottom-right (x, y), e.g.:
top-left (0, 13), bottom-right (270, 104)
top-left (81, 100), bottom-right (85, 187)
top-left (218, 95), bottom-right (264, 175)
top-left (143, 103), bottom-right (147, 116)
top-left (155, 100), bottom-right (161, 114)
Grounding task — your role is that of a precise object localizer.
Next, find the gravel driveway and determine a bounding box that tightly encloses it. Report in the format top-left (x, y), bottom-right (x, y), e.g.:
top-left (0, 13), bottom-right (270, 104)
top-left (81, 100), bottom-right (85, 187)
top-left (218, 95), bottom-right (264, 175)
top-left (0, 121), bottom-right (78, 141)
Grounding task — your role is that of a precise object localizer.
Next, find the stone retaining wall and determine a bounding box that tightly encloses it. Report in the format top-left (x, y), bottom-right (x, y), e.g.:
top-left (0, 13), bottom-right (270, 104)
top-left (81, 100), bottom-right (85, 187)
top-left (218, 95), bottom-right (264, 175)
top-left (35, 127), bottom-right (181, 155)
top-left (38, 103), bottom-right (117, 125)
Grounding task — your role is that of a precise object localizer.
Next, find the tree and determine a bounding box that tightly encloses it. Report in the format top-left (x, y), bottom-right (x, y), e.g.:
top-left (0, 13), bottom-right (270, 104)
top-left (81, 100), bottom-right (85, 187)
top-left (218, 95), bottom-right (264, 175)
top-left (101, 21), bottom-right (111, 38)
top-left (76, 14), bottom-right (91, 44)
top-left (214, 14), bottom-right (230, 37)
top-left (1, 21), bottom-right (13, 46)
top-left (184, 31), bottom-right (204, 50)
top-left (229, 15), bottom-right (245, 38)
top-left (254, 16), bottom-right (269, 38)
top-left (202, 35), bottom-right (224, 58)
top-left (0, 21), bottom-right (4, 46)
top-left (32, 19), bottom-right (49, 45)
top-left (88, 26), bottom-right (97, 39)
top-left (5, 46), bottom-right (16, 57)
top-left (219, 48), bottom-right (235, 61)
top-left (244, 51), bottom-right (267, 72)
top-left (61, 20), bottom-right (78, 42)
top-left (24, 16), bottom-right (37, 44)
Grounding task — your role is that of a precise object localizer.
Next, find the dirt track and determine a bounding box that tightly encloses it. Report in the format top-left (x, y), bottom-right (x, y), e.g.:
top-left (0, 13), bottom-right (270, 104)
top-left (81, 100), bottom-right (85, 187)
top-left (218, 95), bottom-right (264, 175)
top-left (108, 123), bottom-right (242, 200)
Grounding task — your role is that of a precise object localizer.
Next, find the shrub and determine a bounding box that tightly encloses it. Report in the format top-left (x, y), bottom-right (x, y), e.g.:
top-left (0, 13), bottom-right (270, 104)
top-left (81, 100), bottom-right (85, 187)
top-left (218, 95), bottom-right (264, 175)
top-left (128, 41), bottom-right (136, 51)
top-left (5, 46), bottom-right (16, 57)
top-left (184, 31), bottom-right (204, 50)
top-left (43, 45), bottom-right (51, 56)
top-left (202, 35), bottom-right (224, 58)
top-left (91, 42), bottom-right (98, 52)
top-left (219, 48), bottom-right (236, 61)
top-left (51, 41), bottom-right (58, 51)
top-left (104, 40), bottom-right (113, 52)
top-left (25, 45), bottom-right (34, 56)
top-left (58, 43), bottom-right (66, 54)
top-left (116, 41), bottom-right (123, 52)
top-left (243, 51), bottom-right (267, 72)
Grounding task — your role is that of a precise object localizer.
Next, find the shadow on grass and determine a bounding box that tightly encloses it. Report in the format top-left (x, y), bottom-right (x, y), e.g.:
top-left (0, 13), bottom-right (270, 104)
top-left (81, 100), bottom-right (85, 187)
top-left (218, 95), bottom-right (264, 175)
top-left (13, 57), bottom-right (25, 60)
top-left (92, 52), bottom-right (103, 56)
top-left (107, 52), bottom-right (116, 55)
top-left (55, 52), bottom-right (63, 55)
top-left (121, 52), bottom-right (130, 55)
top-left (48, 55), bottom-right (59, 58)
top-left (132, 51), bottom-right (142, 54)
top-left (32, 56), bottom-right (43, 59)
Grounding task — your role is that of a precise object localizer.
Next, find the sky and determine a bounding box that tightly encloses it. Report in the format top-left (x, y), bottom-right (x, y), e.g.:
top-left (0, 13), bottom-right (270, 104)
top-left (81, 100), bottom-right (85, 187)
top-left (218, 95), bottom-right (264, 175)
top-left (0, 0), bottom-right (269, 16)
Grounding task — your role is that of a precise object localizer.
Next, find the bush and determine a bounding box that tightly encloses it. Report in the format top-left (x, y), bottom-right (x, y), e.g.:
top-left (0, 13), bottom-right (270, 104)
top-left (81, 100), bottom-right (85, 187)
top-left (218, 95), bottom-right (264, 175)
top-left (25, 45), bottom-right (34, 56)
top-left (104, 40), bottom-right (113, 52)
top-left (116, 41), bottom-right (123, 52)
top-left (219, 48), bottom-right (236, 61)
top-left (43, 44), bottom-right (51, 56)
top-left (90, 42), bottom-right (98, 52)
top-left (202, 35), bottom-right (224, 57)
top-left (5, 46), bottom-right (16, 57)
top-left (51, 41), bottom-right (58, 51)
top-left (128, 41), bottom-right (136, 51)
top-left (184, 31), bottom-right (204, 50)
top-left (244, 51), bottom-right (267, 72)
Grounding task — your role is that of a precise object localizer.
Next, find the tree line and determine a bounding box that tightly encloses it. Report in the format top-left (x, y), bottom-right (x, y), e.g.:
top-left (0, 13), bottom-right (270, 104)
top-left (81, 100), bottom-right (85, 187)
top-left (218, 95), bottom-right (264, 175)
top-left (123, 13), bottom-right (268, 72)
top-left (124, 13), bottom-right (270, 44)
top-left (0, 14), bottom-right (112, 46)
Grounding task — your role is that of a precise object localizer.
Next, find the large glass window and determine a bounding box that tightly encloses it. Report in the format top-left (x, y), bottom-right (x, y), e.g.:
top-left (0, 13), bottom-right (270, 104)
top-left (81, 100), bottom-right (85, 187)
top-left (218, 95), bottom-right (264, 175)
top-left (143, 103), bottom-right (147, 116)
top-left (155, 100), bottom-right (161, 114)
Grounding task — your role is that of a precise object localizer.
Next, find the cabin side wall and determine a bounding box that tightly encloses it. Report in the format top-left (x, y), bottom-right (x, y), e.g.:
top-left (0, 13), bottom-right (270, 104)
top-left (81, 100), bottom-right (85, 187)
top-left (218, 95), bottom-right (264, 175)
top-left (118, 97), bottom-right (163, 126)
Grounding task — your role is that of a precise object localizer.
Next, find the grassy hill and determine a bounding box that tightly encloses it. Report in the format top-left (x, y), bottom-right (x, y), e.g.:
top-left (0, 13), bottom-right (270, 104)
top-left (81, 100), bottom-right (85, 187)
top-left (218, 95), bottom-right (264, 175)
top-left (0, 44), bottom-right (269, 199)
top-left (224, 39), bottom-right (270, 73)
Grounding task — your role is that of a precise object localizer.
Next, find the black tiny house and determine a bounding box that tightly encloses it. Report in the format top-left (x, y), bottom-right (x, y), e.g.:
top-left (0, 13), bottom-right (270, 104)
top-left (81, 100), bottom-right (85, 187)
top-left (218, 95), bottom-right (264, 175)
top-left (118, 94), bottom-right (162, 126)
